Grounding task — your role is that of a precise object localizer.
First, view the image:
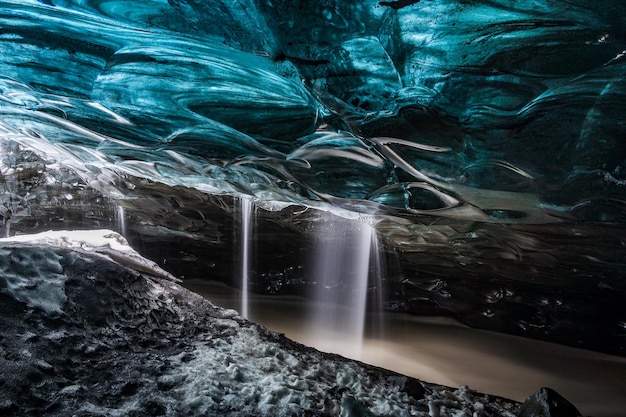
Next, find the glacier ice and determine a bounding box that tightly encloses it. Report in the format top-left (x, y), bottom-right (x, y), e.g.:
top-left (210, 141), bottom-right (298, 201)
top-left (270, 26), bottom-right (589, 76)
top-left (0, 0), bottom-right (625, 354)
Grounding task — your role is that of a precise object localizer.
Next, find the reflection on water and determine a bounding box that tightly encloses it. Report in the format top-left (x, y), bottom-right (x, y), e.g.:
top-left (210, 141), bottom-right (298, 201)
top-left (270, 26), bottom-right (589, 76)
top-left (184, 280), bottom-right (626, 417)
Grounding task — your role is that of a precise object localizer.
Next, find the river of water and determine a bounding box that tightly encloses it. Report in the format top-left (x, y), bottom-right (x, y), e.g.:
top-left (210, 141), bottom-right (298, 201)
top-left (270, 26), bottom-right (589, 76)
top-left (183, 280), bottom-right (626, 417)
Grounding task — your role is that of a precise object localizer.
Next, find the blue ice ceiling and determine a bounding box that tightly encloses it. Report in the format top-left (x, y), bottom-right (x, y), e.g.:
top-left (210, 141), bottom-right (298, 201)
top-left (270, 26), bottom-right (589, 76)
top-left (1, 0), bottom-right (625, 354)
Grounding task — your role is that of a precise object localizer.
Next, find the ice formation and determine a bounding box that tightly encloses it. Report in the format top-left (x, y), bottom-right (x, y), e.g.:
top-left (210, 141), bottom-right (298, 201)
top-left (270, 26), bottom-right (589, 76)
top-left (0, 229), bottom-right (179, 282)
top-left (0, 0), bottom-right (624, 367)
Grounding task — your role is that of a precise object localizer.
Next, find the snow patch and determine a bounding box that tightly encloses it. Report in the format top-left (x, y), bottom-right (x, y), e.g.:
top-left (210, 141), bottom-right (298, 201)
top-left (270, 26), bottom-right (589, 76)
top-left (0, 229), bottom-right (180, 282)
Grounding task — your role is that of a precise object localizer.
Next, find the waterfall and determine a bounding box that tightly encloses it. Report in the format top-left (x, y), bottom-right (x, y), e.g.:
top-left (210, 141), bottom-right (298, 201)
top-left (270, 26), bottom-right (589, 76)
top-left (306, 218), bottom-right (373, 360)
top-left (369, 230), bottom-right (387, 339)
top-left (116, 204), bottom-right (126, 237)
top-left (240, 198), bottom-right (253, 319)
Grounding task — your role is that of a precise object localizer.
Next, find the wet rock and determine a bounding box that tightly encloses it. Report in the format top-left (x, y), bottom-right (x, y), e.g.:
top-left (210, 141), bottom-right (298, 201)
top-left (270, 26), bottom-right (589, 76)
top-left (389, 375), bottom-right (426, 400)
top-left (518, 387), bottom-right (582, 417)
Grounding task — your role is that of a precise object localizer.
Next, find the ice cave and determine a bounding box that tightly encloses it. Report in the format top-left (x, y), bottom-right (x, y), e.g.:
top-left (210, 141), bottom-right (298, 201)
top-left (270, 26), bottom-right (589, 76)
top-left (0, 0), bottom-right (625, 416)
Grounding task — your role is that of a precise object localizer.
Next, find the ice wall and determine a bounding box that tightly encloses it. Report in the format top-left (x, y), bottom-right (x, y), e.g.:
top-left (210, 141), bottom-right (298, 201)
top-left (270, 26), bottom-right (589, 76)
top-left (0, 0), bottom-right (624, 354)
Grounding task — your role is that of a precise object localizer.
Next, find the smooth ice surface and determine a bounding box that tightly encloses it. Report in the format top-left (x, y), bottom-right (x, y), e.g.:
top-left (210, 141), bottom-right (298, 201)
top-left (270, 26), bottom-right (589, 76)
top-left (1, 0), bottom-right (623, 216)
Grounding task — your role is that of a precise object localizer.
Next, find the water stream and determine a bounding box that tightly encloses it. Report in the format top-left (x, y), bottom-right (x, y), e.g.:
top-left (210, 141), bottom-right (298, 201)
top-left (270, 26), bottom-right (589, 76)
top-left (369, 230), bottom-right (387, 340)
top-left (239, 198), bottom-right (253, 319)
top-left (116, 204), bottom-right (126, 237)
top-left (182, 279), bottom-right (626, 417)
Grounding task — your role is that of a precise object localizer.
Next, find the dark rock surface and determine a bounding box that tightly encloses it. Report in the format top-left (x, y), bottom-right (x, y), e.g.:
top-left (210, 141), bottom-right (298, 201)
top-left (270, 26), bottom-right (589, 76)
top-left (0, 237), bottom-right (578, 416)
top-left (518, 388), bottom-right (583, 417)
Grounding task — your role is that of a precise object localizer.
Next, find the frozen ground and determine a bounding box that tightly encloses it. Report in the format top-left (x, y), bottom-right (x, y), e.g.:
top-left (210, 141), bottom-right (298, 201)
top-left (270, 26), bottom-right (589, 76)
top-left (0, 230), bottom-right (582, 416)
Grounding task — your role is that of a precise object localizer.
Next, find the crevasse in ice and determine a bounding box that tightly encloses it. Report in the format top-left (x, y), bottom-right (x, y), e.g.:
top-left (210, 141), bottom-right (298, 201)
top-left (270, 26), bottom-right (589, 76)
top-left (0, 0), bottom-right (624, 354)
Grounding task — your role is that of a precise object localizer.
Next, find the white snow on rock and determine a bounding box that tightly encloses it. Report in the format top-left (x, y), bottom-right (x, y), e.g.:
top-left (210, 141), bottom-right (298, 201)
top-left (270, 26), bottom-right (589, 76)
top-left (0, 229), bottom-right (179, 282)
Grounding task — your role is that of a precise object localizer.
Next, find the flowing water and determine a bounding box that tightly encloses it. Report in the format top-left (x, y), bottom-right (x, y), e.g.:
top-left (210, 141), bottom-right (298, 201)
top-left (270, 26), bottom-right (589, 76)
top-left (116, 204), bottom-right (126, 237)
top-left (239, 198), bottom-right (253, 319)
top-left (306, 220), bottom-right (373, 359)
top-left (369, 231), bottom-right (387, 340)
top-left (183, 279), bottom-right (626, 417)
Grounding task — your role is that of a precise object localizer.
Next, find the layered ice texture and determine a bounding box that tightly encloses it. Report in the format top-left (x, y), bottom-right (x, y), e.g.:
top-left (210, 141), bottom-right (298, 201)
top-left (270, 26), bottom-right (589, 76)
top-left (0, 0), bottom-right (625, 354)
